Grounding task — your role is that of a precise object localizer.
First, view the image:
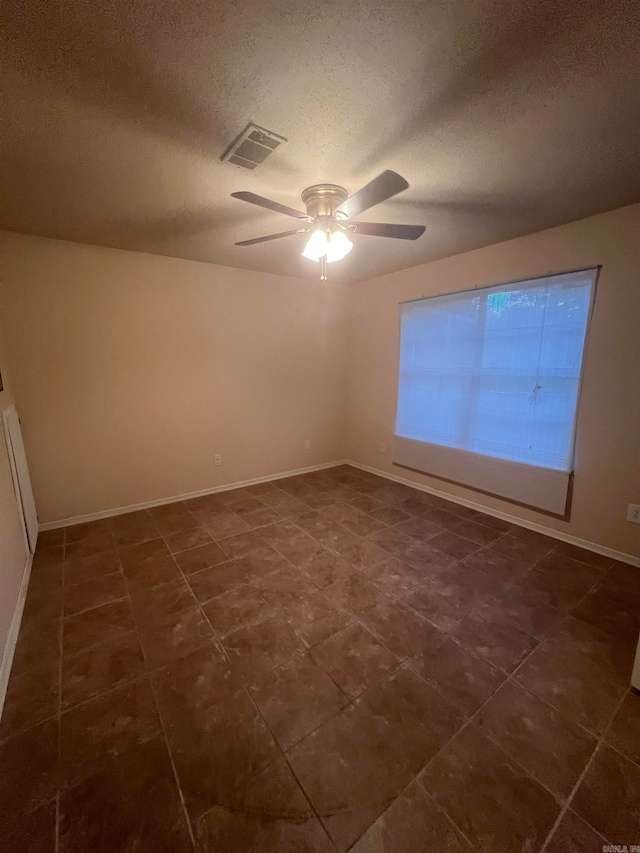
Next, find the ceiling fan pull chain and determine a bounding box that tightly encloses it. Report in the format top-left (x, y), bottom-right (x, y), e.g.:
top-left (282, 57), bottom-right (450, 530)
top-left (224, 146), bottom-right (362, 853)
top-left (320, 255), bottom-right (327, 281)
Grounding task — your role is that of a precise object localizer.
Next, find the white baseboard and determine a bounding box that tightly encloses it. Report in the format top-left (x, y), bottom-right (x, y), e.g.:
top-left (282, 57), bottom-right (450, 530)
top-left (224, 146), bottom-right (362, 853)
top-left (0, 551), bottom-right (34, 719)
top-left (347, 460), bottom-right (640, 569)
top-left (39, 460), bottom-right (348, 531)
top-left (38, 455), bottom-right (638, 569)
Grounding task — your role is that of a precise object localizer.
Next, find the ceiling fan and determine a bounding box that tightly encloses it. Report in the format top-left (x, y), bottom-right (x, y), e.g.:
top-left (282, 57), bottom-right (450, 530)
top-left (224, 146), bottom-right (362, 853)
top-left (231, 170), bottom-right (425, 280)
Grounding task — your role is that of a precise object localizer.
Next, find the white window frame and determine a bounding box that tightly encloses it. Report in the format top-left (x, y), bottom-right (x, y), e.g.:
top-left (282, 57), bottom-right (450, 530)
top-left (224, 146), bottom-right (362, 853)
top-left (392, 267), bottom-right (599, 514)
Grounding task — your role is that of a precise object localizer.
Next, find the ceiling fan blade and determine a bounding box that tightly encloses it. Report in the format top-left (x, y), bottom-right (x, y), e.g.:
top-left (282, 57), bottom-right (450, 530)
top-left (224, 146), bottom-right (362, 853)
top-left (354, 222), bottom-right (425, 240)
top-left (338, 170), bottom-right (409, 219)
top-left (231, 191), bottom-right (306, 219)
top-left (235, 229), bottom-right (301, 246)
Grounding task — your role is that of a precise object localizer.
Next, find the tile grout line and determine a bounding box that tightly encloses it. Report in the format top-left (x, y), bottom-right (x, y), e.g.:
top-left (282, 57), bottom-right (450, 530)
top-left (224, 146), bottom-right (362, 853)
top-left (51, 558), bottom-right (616, 843)
top-left (193, 512), bottom-right (383, 719)
top-left (385, 517), bottom-right (622, 689)
top-left (169, 537), bottom-right (301, 844)
top-left (386, 586), bottom-right (599, 847)
top-left (394, 573), bottom-right (631, 755)
top-left (179, 556), bottom-right (342, 853)
top-left (188, 510), bottom-right (356, 688)
top-left (249, 487), bottom-right (524, 848)
top-left (52, 534), bottom-right (636, 768)
top-left (115, 526), bottom-right (198, 853)
top-left (404, 584), bottom-right (630, 851)
top-left (246, 480), bottom-right (621, 790)
top-left (345, 463), bottom-right (639, 569)
top-left (452, 542), bottom-right (634, 746)
top-left (46, 484), bottom-right (625, 709)
top-left (24, 468), bottom-right (633, 851)
top-left (343, 775), bottom-right (477, 853)
top-left (185, 477), bottom-right (359, 849)
top-left (154, 489), bottom-right (624, 701)
top-left (234, 681), bottom-right (342, 853)
top-left (144, 672), bottom-right (198, 853)
top-left (419, 785), bottom-right (477, 850)
top-left (32, 486), bottom-right (632, 852)
top-left (240, 669), bottom-right (343, 853)
top-left (537, 687), bottom-right (630, 852)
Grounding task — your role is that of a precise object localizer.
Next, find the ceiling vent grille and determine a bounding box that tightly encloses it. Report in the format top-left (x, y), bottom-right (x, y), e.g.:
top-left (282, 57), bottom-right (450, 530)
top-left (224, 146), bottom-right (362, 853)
top-left (221, 123), bottom-right (287, 170)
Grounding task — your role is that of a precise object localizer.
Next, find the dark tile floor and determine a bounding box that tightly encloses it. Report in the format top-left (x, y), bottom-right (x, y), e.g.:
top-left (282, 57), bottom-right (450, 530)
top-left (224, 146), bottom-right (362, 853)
top-left (1, 464), bottom-right (639, 852)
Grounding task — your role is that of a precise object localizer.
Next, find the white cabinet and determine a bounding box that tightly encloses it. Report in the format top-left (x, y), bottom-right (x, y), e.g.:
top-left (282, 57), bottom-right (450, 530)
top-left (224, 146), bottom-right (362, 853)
top-left (0, 405), bottom-right (37, 710)
top-left (632, 640), bottom-right (640, 692)
top-left (2, 405), bottom-right (38, 553)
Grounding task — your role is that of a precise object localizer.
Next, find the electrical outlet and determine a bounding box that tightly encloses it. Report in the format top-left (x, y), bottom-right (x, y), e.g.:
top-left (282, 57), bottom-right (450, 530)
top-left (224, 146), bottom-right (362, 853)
top-left (214, 454), bottom-right (222, 467)
top-left (379, 442), bottom-right (386, 453)
top-left (304, 439), bottom-right (311, 450)
top-left (627, 504), bottom-right (640, 524)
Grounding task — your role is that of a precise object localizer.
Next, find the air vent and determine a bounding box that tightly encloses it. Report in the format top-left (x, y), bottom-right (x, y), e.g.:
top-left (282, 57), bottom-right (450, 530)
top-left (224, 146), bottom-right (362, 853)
top-left (221, 123), bottom-right (287, 170)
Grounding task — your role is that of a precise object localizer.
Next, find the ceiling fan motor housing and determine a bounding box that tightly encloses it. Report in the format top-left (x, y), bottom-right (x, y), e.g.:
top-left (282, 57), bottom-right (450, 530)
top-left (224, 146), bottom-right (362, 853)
top-left (301, 184), bottom-right (348, 219)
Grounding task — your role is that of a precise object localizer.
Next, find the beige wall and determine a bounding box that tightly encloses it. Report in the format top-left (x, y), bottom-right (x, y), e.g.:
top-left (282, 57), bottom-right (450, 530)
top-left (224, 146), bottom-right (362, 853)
top-left (0, 232), bottom-right (346, 523)
top-left (0, 303), bottom-right (29, 671)
top-left (2, 204), bottom-right (638, 561)
top-left (345, 204), bottom-right (640, 559)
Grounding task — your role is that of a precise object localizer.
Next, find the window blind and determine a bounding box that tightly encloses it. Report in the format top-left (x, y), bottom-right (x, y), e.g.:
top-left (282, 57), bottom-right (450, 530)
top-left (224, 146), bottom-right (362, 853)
top-left (393, 268), bottom-right (597, 513)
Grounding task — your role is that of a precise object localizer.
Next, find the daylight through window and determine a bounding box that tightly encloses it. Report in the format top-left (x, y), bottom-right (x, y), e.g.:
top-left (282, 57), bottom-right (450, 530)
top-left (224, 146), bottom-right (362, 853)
top-left (394, 268), bottom-right (597, 511)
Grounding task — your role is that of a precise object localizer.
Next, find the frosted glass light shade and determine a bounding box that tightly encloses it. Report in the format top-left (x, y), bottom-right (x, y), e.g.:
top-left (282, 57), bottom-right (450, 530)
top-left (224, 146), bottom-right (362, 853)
top-left (301, 229), bottom-right (329, 261)
top-left (302, 228), bottom-right (353, 263)
top-left (326, 229), bottom-right (353, 262)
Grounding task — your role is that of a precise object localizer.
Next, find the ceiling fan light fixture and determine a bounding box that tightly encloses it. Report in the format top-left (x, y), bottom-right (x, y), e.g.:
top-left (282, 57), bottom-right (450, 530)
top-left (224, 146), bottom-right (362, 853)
top-left (301, 228), bottom-right (353, 263)
top-left (232, 171), bottom-right (424, 279)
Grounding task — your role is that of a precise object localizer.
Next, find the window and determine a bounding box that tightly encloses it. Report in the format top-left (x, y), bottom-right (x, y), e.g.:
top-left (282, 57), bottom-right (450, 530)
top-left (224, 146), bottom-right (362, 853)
top-left (394, 269), bottom-right (597, 513)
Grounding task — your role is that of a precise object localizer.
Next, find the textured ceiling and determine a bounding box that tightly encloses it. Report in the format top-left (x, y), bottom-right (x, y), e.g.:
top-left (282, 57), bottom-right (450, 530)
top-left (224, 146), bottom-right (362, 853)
top-left (2, 0), bottom-right (639, 282)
